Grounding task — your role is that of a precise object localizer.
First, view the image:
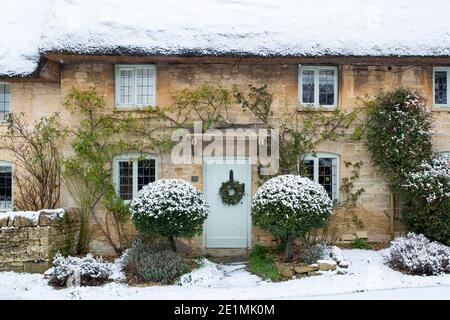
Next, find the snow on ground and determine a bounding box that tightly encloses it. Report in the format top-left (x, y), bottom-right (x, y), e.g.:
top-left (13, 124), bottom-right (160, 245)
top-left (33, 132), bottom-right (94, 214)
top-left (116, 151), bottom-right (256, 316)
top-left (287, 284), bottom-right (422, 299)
top-left (1, 249), bottom-right (450, 300)
top-left (2, 0), bottom-right (450, 77)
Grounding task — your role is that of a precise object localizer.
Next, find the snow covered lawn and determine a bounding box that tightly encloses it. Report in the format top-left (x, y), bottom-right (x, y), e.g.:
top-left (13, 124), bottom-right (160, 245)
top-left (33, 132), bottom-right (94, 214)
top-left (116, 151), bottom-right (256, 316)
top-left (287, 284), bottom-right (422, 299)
top-left (1, 249), bottom-right (450, 300)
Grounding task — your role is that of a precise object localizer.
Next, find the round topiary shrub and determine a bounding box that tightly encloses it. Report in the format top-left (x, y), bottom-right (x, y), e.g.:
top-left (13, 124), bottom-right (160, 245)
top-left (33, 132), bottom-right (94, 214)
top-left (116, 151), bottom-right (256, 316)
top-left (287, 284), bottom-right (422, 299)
top-left (402, 154), bottom-right (450, 245)
top-left (130, 179), bottom-right (208, 251)
top-left (251, 175), bottom-right (333, 261)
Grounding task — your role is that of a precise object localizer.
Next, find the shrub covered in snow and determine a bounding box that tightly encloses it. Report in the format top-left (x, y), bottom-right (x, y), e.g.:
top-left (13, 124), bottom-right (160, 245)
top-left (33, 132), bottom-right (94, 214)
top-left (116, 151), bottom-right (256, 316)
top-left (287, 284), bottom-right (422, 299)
top-left (124, 239), bottom-right (188, 284)
top-left (45, 253), bottom-right (112, 288)
top-left (301, 243), bottom-right (328, 264)
top-left (252, 175), bottom-right (333, 261)
top-left (385, 233), bottom-right (450, 275)
top-left (402, 154), bottom-right (450, 245)
top-left (364, 88), bottom-right (434, 191)
top-left (130, 179), bottom-right (208, 251)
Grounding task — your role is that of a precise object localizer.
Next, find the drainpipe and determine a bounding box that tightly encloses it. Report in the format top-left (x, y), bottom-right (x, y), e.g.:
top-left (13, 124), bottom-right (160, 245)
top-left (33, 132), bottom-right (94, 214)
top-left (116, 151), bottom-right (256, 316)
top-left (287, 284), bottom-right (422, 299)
top-left (390, 192), bottom-right (395, 239)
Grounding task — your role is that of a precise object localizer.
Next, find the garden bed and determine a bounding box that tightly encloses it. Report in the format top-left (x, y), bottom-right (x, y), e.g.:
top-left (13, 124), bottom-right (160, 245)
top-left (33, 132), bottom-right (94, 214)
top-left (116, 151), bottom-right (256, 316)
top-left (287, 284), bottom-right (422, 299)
top-left (2, 248), bottom-right (450, 300)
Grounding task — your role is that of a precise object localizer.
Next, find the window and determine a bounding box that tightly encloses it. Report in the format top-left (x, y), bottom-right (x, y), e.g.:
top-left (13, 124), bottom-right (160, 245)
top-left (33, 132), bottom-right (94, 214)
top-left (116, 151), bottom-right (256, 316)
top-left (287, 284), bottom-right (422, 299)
top-left (113, 154), bottom-right (157, 201)
top-left (115, 65), bottom-right (156, 107)
top-left (0, 83), bottom-right (11, 121)
top-left (299, 153), bottom-right (339, 201)
top-left (0, 161), bottom-right (12, 211)
top-left (433, 67), bottom-right (450, 107)
top-left (298, 66), bottom-right (338, 107)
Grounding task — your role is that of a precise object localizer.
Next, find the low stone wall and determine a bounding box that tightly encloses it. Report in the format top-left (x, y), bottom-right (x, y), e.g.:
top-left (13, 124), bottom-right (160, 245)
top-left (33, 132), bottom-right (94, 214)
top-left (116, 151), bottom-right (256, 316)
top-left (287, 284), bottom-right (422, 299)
top-left (0, 208), bottom-right (80, 273)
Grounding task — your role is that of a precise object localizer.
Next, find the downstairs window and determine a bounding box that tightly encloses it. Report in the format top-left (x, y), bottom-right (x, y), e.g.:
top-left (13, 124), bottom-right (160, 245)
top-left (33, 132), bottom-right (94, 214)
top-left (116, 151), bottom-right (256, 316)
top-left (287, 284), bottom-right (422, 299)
top-left (113, 154), bottom-right (157, 201)
top-left (299, 153), bottom-right (339, 201)
top-left (0, 161), bottom-right (12, 211)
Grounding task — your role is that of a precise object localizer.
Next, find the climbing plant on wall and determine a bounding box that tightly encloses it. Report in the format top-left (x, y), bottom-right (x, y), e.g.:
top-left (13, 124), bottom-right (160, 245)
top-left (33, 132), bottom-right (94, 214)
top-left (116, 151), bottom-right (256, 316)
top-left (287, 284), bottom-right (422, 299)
top-left (363, 87), bottom-right (440, 240)
top-left (363, 87), bottom-right (434, 191)
top-left (62, 87), bottom-right (166, 254)
top-left (234, 84), bottom-right (364, 176)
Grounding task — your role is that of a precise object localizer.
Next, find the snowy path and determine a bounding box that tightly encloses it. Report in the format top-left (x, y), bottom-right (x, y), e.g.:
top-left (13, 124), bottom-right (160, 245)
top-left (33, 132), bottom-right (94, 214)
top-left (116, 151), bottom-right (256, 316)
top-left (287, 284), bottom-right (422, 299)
top-left (1, 249), bottom-right (450, 300)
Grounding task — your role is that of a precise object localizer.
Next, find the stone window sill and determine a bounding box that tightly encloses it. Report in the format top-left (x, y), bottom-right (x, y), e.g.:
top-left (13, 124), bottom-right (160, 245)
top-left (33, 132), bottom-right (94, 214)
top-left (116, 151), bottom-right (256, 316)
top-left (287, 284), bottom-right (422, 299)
top-left (431, 107), bottom-right (450, 112)
top-left (114, 105), bottom-right (154, 112)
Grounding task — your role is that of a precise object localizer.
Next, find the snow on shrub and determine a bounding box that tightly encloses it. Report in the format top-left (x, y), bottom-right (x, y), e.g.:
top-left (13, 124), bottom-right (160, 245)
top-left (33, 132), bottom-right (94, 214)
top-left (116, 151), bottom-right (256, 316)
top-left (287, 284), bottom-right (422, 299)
top-left (252, 175), bottom-right (333, 261)
top-left (385, 233), bottom-right (450, 275)
top-left (301, 243), bottom-right (329, 264)
top-left (402, 154), bottom-right (450, 245)
top-left (45, 253), bottom-right (113, 288)
top-left (364, 88), bottom-right (434, 191)
top-left (130, 179), bottom-right (208, 251)
top-left (403, 154), bottom-right (450, 203)
top-left (124, 240), bottom-right (189, 284)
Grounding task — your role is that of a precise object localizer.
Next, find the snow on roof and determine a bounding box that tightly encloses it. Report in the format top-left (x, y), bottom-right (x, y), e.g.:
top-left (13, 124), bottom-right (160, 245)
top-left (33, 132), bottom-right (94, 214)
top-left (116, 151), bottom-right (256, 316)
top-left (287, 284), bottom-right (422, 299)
top-left (2, 0), bottom-right (450, 77)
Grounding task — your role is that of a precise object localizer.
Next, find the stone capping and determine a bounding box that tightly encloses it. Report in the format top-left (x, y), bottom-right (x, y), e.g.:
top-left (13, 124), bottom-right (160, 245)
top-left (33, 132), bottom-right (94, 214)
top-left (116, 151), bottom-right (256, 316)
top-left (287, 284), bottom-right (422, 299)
top-left (0, 208), bottom-right (80, 228)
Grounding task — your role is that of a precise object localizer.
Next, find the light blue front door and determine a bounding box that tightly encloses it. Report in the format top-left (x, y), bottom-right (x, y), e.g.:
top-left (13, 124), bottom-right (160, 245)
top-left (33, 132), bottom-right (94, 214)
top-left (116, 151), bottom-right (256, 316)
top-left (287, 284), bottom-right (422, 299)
top-left (203, 157), bottom-right (251, 248)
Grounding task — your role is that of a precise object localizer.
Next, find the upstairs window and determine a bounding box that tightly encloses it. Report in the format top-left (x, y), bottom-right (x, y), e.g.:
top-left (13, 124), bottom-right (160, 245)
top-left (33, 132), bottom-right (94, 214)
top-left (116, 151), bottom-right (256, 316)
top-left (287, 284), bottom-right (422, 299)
top-left (0, 161), bottom-right (12, 211)
top-left (299, 153), bottom-right (339, 201)
top-left (299, 66), bottom-right (338, 107)
top-left (113, 154), bottom-right (157, 201)
top-left (115, 65), bottom-right (156, 107)
top-left (0, 83), bottom-right (11, 121)
top-left (433, 67), bottom-right (450, 107)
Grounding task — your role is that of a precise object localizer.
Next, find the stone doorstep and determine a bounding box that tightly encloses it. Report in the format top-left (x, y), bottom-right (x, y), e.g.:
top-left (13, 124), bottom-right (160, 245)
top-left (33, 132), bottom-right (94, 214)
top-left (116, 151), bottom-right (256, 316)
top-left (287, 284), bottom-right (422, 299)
top-left (204, 248), bottom-right (249, 257)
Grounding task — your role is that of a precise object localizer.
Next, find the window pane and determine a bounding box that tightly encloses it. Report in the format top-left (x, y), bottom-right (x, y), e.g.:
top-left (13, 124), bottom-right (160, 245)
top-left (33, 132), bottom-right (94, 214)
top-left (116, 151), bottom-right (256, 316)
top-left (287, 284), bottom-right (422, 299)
top-left (0, 84), bottom-right (10, 121)
top-left (119, 69), bottom-right (134, 105)
top-left (319, 69), bottom-right (335, 105)
top-left (136, 67), bottom-right (154, 106)
top-left (318, 157), bottom-right (337, 200)
top-left (300, 160), bottom-right (314, 180)
top-left (435, 71), bottom-right (447, 105)
top-left (119, 161), bottom-right (133, 201)
top-left (137, 159), bottom-right (156, 191)
top-left (0, 165), bottom-right (12, 210)
top-left (302, 70), bottom-right (315, 103)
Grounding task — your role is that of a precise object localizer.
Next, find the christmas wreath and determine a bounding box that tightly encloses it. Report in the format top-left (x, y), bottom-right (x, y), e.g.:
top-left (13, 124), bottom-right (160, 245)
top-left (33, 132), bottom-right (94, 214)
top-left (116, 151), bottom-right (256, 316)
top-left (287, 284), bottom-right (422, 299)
top-left (219, 175), bottom-right (245, 206)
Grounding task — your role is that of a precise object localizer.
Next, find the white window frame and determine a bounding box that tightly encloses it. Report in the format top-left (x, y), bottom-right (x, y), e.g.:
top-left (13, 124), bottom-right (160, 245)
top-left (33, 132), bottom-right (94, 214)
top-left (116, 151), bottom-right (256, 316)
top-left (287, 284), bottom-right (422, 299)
top-left (298, 65), bottom-right (338, 108)
top-left (433, 67), bottom-right (450, 108)
top-left (0, 82), bottom-right (11, 122)
top-left (112, 153), bottom-right (158, 201)
top-left (0, 160), bottom-right (13, 211)
top-left (114, 64), bottom-right (156, 108)
top-left (298, 152), bottom-right (340, 201)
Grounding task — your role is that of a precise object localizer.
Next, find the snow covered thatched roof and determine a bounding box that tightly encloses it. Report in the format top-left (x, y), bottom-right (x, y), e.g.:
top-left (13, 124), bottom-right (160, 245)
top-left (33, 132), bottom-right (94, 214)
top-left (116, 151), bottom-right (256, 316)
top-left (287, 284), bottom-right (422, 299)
top-left (2, 0), bottom-right (450, 77)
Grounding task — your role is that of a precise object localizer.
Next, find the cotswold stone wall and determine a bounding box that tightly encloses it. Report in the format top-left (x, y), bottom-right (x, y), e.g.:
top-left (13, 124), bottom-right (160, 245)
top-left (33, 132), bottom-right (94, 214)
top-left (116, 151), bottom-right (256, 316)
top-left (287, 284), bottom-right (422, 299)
top-left (0, 208), bottom-right (80, 272)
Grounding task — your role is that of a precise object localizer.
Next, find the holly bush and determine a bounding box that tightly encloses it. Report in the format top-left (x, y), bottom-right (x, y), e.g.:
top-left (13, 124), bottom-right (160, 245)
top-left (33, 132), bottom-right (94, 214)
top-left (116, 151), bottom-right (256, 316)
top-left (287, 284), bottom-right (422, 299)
top-left (364, 88), bottom-right (434, 191)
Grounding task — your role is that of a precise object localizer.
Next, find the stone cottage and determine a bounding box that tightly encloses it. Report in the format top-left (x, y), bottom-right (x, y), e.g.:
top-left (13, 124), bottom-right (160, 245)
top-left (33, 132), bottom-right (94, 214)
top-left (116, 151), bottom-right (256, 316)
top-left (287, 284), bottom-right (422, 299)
top-left (0, 0), bottom-right (449, 256)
